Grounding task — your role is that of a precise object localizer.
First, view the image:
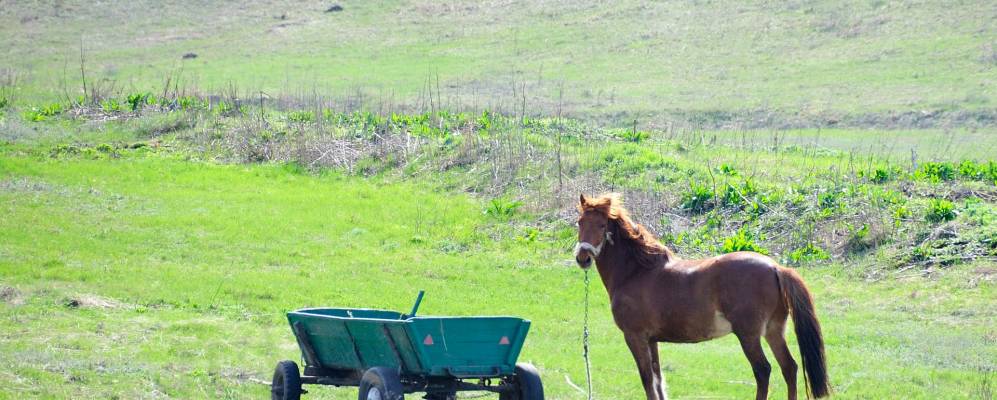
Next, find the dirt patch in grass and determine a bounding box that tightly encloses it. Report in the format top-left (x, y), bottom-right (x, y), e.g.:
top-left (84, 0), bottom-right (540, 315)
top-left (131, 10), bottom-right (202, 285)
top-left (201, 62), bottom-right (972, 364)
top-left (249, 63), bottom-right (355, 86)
top-left (217, 368), bottom-right (270, 386)
top-left (64, 294), bottom-right (130, 309)
top-left (1, 285), bottom-right (24, 305)
top-left (0, 178), bottom-right (60, 194)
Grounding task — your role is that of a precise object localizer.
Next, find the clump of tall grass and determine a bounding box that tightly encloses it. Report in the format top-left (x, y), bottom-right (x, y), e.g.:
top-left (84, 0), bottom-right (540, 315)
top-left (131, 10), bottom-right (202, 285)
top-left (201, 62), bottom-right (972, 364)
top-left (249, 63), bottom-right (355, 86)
top-left (484, 198), bottom-right (522, 219)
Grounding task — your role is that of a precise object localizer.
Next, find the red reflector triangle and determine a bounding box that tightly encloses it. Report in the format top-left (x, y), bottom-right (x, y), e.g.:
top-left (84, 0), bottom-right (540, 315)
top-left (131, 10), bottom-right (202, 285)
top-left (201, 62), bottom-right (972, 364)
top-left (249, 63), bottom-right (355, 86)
top-left (499, 336), bottom-right (510, 345)
top-left (423, 334), bottom-right (434, 345)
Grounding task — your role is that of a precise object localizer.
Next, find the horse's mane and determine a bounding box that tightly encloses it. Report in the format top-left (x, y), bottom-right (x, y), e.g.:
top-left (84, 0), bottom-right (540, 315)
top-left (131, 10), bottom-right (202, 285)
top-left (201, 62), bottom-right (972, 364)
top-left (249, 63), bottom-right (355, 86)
top-left (578, 193), bottom-right (677, 269)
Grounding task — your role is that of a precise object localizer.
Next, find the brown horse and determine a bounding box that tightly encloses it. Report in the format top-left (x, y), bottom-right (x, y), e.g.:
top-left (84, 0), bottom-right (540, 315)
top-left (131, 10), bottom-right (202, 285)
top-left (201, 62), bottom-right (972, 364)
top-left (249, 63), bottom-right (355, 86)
top-left (573, 193), bottom-right (829, 400)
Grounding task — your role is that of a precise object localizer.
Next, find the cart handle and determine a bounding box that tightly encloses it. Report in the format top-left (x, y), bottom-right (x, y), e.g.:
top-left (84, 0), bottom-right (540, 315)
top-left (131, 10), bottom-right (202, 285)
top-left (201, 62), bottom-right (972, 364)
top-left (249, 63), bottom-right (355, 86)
top-left (407, 290), bottom-right (425, 318)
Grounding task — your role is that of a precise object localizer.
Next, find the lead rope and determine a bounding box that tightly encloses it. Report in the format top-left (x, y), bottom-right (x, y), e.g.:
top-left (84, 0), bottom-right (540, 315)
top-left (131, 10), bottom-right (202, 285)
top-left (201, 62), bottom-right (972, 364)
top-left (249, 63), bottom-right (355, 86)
top-left (583, 268), bottom-right (594, 400)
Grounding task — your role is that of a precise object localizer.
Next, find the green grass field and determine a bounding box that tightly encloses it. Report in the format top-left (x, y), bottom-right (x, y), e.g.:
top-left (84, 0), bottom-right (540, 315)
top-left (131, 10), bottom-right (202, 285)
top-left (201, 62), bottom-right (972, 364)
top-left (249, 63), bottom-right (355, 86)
top-left (2, 0), bottom-right (995, 125)
top-left (2, 1), bottom-right (996, 399)
top-left (1, 151), bottom-right (994, 399)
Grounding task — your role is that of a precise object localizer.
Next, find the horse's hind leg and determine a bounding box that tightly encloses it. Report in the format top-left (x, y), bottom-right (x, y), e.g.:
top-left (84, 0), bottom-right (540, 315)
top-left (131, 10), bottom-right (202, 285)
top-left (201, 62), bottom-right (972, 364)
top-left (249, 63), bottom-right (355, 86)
top-left (735, 332), bottom-right (771, 400)
top-left (765, 318), bottom-right (798, 400)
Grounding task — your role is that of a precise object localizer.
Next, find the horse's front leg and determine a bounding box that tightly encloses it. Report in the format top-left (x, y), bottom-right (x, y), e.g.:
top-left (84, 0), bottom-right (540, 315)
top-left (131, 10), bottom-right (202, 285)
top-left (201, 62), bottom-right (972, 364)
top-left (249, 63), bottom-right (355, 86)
top-left (648, 340), bottom-right (668, 400)
top-left (624, 333), bottom-right (665, 400)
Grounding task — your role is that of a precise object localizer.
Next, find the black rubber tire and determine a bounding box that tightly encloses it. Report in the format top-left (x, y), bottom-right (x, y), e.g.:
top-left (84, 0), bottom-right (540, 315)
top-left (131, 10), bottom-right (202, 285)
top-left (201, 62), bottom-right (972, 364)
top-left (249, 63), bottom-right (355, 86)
top-left (272, 360), bottom-right (303, 400)
top-left (358, 366), bottom-right (405, 400)
top-left (499, 363), bottom-right (544, 400)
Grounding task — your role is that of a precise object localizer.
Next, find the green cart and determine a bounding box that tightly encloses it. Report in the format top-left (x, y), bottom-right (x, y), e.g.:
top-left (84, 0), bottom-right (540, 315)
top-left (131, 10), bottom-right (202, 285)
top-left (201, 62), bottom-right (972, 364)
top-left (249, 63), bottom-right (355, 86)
top-left (271, 292), bottom-right (543, 400)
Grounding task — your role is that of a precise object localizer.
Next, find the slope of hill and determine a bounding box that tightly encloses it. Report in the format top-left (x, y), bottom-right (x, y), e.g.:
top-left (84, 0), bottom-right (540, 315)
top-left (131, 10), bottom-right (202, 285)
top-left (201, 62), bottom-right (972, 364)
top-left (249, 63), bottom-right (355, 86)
top-left (2, 0), bottom-right (995, 127)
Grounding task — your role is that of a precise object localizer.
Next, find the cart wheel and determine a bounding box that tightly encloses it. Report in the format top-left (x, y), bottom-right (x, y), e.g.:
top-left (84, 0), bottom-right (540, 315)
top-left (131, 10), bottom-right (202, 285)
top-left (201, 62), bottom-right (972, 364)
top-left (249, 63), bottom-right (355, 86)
top-left (358, 366), bottom-right (404, 400)
top-left (272, 360), bottom-right (303, 400)
top-left (500, 363), bottom-right (544, 400)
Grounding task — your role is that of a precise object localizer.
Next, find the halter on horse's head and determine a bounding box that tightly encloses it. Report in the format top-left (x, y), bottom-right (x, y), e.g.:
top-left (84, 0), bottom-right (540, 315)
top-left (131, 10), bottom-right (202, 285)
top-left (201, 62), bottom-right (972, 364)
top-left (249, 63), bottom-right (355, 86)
top-left (574, 193), bottom-right (616, 268)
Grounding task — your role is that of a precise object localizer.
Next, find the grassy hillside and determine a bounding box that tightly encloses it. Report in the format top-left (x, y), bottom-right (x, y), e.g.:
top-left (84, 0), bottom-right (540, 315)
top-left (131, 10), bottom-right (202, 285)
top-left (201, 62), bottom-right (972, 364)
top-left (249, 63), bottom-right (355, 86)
top-left (1, 97), bottom-right (996, 398)
top-left (1, 0), bottom-right (995, 125)
top-left (1, 153), bottom-right (994, 399)
top-left (1, 1), bottom-right (996, 398)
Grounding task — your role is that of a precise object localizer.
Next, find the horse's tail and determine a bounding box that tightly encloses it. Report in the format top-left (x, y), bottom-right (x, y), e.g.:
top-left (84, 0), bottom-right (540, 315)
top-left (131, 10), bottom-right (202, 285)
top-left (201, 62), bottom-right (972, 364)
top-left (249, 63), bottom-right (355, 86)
top-left (778, 268), bottom-right (830, 398)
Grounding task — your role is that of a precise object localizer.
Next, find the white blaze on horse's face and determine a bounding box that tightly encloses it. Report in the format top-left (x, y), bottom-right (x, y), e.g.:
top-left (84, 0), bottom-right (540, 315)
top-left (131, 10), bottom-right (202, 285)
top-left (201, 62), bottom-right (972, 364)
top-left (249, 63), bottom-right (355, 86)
top-left (575, 211), bottom-right (611, 269)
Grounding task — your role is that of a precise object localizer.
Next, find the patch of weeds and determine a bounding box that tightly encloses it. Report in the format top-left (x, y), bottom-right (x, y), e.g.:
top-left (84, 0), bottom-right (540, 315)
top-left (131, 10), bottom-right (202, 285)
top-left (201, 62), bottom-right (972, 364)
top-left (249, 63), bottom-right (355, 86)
top-left (22, 109), bottom-right (47, 122)
top-left (477, 110), bottom-right (493, 131)
top-left (288, 110), bottom-right (315, 123)
top-left (22, 102), bottom-right (63, 121)
top-left (818, 189), bottom-right (840, 211)
top-left (95, 143), bottom-right (116, 155)
top-left (135, 113), bottom-right (194, 137)
top-left (353, 156), bottom-right (382, 176)
top-left (281, 161), bottom-right (307, 175)
top-left (910, 243), bottom-right (933, 263)
top-left (518, 227), bottom-right (541, 244)
top-left (484, 198), bottom-right (522, 219)
top-left (126, 93), bottom-right (151, 111)
top-left (0, 95), bottom-right (8, 110)
top-left (871, 167), bottom-right (891, 183)
top-left (613, 128), bottom-right (650, 143)
top-left (722, 178), bottom-right (761, 210)
top-left (42, 102), bottom-right (63, 116)
top-left (926, 199), bottom-right (956, 223)
top-left (721, 183), bottom-right (745, 208)
top-left (956, 160), bottom-right (997, 184)
top-left (721, 227), bottom-right (768, 254)
top-left (438, 239), bottom-right (469, 254)
top-left (917, 162), bottom-right (956, 182)
top-left (705, 212), bottom-right (723, 230)
top-left (178, 96), bottom-right (202, 111)
top-left (786, 242), bottom-right (830, 265)
top-left (975, 368), bottom-right (993, 400)
top-left (747, 198), bottom-right (767, 217)
top-left (79, 147), bottom-right (103, 160)
top-left (893, 205), bottom-right (912, 227)
top-left (353, 156), bottom-right (389, 176)
top-left (958, 160), bottom-right (983, 180)
top-left (595, 143), bottom-right (666, 181)
top-left (681, 181), bottom-right (714, 213)
top-left (742, 178), bottom-right (760, 197)
top-left (962, 197), bottom-right (995, 225)
top-left (100, 98), bottom-right (122, 113)
top-left (848, 223), bottom-right (870, 249)
top-left (719, 163), bottom-right (738, 176)
top-left (49, 144), bottom-right (80, 158)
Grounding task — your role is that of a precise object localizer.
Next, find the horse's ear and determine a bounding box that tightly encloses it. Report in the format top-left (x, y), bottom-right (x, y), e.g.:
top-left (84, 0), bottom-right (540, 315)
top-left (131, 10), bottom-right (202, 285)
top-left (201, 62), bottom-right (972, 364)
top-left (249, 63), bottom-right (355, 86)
top-left (579, 193), bottom-right (589, 206)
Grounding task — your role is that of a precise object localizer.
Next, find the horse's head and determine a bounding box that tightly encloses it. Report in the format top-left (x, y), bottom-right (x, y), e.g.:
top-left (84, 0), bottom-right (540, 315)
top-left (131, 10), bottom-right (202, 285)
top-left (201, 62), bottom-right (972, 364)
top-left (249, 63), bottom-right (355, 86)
top-left (574, 193), bottom-right (615, 269)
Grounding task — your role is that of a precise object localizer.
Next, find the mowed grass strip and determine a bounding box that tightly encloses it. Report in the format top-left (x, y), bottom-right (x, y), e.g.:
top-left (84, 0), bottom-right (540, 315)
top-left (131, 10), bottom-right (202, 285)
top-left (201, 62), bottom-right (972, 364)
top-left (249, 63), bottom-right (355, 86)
top-left (0, 155), bottom-right (994, 399)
